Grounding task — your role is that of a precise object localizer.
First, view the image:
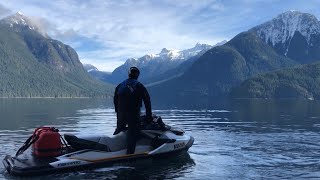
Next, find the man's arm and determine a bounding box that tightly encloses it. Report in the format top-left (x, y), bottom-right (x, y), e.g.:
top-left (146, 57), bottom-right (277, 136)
top-left (141, 84), bottom-right (152, 119)
top-left (114, 85), bottom-right (118, 113)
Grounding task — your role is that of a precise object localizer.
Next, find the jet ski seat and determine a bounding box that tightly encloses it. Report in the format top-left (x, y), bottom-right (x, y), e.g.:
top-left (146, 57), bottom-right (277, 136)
top-left (64, 132), bottom-right (127, 152)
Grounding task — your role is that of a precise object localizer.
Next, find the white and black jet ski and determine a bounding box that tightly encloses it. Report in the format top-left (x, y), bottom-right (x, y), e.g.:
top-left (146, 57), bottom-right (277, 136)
top-left (2, 116), bottom-right (194, 176)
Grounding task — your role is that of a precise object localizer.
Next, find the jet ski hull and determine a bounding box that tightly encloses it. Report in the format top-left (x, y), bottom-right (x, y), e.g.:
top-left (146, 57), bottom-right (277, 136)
top-left (3, 136), bottom-right (194, 176)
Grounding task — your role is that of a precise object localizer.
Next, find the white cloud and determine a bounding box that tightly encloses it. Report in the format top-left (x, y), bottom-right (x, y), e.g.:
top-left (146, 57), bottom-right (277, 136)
top-left (0, 3), bottom-right (11, 17)
top-left (0, 0), bottom-right (319, 71)
top-left (0, 0), bottom-right (230, 71)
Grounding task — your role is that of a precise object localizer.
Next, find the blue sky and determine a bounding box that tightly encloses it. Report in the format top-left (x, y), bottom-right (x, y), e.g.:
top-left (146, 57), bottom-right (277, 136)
top-left (0, 0), bottom-right (319, 72)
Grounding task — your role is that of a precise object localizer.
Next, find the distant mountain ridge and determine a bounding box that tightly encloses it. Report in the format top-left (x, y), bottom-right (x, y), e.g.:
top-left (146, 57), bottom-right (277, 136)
top-left (83, 64), bottom-right (99, 72)
top-left (83, 63), bottom-right (112, 83)
top-left (103, 41), bottom-right (226, 84)
top-left (0, 12), bottom-right (113, 97)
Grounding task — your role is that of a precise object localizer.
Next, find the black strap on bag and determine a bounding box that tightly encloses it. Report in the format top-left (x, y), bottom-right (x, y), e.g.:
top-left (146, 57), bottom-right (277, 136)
top-left (15, 134), bottom-right (39, 157)
top-left (60, 135), bottom-right (70, 150)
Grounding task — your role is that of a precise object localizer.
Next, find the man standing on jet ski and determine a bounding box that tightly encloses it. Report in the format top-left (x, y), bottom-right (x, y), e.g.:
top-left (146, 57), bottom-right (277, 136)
top-left (113, 66), bottom-right (152, 154)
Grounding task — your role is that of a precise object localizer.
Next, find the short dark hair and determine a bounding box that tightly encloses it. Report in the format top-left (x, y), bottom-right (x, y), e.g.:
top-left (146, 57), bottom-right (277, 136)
top-left (128, 67), bottom-right (140, 79)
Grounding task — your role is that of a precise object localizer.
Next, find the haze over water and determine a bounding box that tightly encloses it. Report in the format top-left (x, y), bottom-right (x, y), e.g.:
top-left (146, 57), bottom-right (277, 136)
top-left (0, 99), bottom-right (320, 179)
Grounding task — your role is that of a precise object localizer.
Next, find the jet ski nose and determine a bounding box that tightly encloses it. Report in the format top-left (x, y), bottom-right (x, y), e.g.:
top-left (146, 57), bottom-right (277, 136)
top-left (186, 136), bottom-right (194, 150)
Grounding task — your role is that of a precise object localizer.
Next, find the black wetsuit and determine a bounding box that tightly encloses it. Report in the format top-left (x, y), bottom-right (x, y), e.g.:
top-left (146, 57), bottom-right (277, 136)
top-left (113, 78), bottom-right (152, 154)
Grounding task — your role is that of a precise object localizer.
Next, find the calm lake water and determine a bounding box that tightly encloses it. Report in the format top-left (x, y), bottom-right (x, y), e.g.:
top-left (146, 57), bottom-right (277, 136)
top-left (0, 98), bottom-right (320, 179)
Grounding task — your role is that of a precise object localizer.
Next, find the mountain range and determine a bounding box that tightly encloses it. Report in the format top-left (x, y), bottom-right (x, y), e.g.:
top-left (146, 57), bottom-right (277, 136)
top-left (0, 12), bottom-right (113, 98)
top-left (149, 11), bottom-right (320, 106)
top-left (87, 41), bottom-right (226, 85)
top-left (1, 10), bottom-right (319, 104)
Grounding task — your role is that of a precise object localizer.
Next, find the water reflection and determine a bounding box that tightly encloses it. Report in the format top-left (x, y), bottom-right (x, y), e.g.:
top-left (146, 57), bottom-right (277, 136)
top-left (5, 152), bottom-right (194, 180)
top-left (0, 98), bottom-right (110, 130)
top-left (65, 152), bottom-right (195, 180)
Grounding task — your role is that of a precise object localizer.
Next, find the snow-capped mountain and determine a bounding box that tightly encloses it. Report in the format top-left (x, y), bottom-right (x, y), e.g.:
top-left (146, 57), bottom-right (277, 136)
top-left (83, 64), bottom-right (99, 72)
top-left (83, 63), bottom-right (112, 83)
top-left (124, 43), bottom-right (214, 68)
top-left (107, 41), bottom-right (226, 84)
top-left (0, 12), bottom-right (48, 37)
top-left (254, 11), bottom-right (320, 46)
top-left (251, 11), bottom-right (320, 63)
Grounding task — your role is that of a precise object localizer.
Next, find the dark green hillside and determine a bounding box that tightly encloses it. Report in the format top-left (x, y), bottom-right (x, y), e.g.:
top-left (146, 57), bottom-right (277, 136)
top-left (227, 32), bottom-right (297, 73)
top-left (0, 18), bottom-right (113, 97)
top-left (231, 63), bottom-right (320, 100)
top-left (149, 32), bottom-right (297, 106)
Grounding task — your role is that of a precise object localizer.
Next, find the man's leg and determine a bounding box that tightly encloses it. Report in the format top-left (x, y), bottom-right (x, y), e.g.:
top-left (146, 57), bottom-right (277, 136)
top-left (114, 112), bottom-right (127, 135)
top-left (126, 113), bottom-right (140, 154)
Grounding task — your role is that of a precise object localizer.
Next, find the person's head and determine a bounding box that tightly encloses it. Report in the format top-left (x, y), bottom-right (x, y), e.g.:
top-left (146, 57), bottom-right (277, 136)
top-left (128, 67), bottom-right (140, 79)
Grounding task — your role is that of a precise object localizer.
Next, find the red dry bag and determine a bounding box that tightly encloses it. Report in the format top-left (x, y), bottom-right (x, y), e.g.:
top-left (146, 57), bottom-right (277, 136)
top-left (31, 127), bottom-right (62, 157)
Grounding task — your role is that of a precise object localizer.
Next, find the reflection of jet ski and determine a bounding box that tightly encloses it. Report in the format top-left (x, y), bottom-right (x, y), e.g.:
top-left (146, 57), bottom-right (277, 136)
top-left (2, 116), bottom-right (194, 176)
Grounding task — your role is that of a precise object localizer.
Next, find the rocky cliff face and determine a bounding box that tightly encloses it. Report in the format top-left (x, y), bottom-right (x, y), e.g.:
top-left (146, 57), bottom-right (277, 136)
top-left (251, 11), bottom-right (320, 64)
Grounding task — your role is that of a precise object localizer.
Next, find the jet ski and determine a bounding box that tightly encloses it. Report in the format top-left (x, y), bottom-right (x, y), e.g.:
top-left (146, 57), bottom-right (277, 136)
top-left (2, 115), bottom-right (194, 176)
